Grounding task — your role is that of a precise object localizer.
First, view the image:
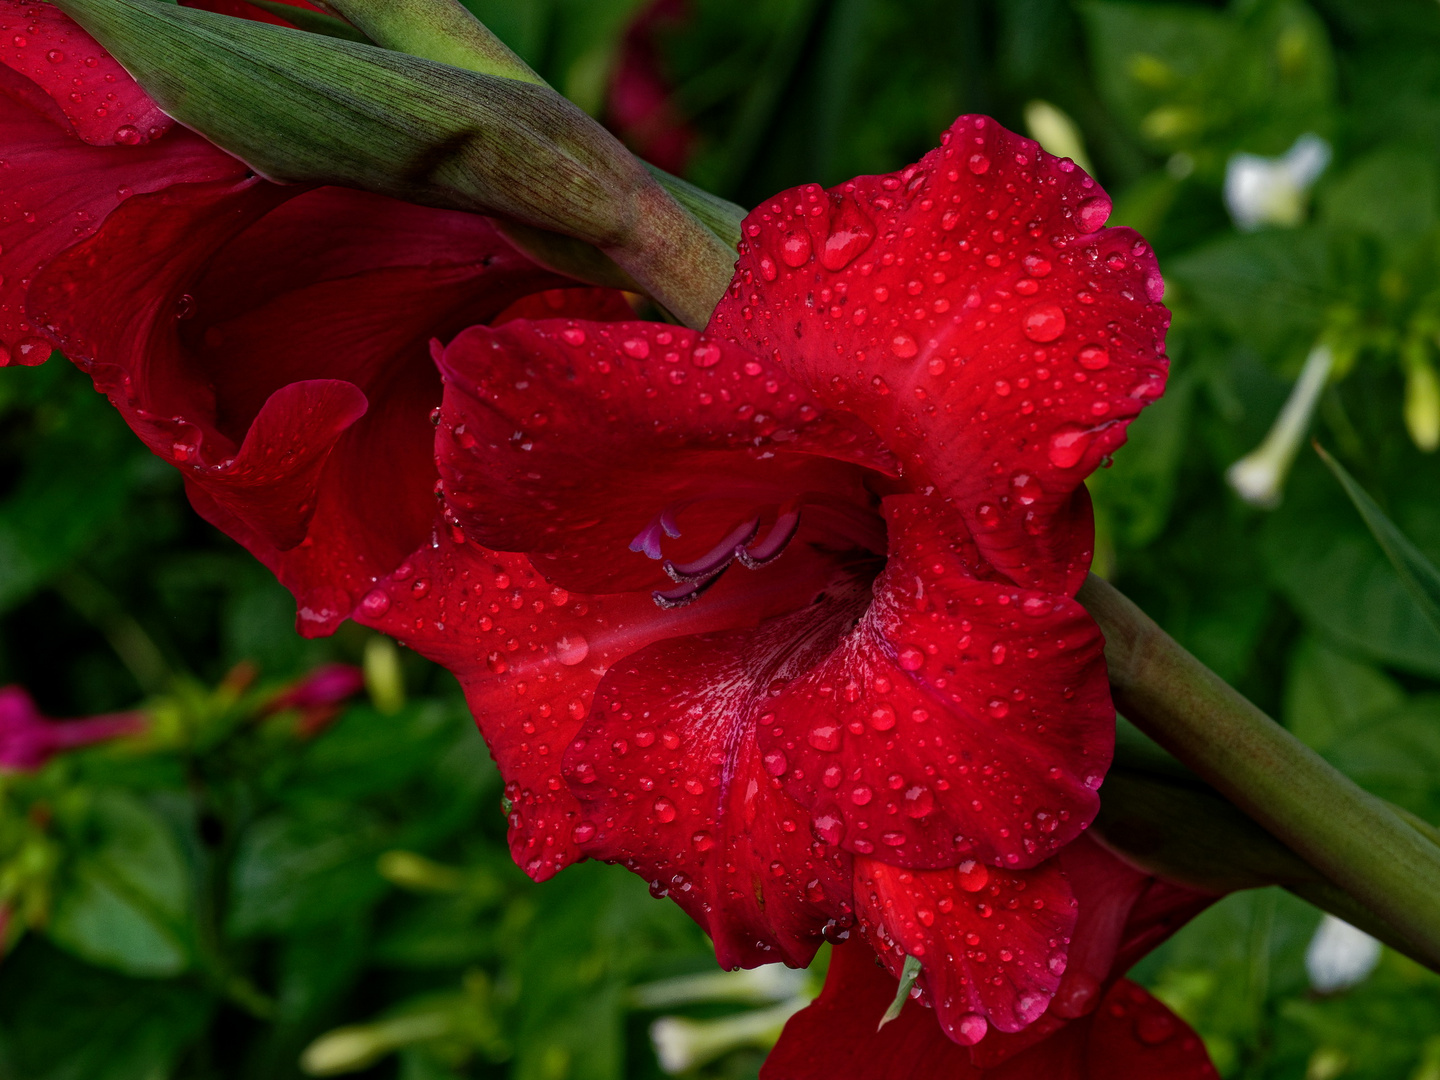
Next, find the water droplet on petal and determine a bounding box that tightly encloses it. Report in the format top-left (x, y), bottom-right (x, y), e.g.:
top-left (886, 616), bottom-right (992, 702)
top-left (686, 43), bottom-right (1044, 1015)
top-left (560, 327), bottom-right (586, 346)
top-left (1077, 345), bottom-right (1110, 370)
top-left (890, 333), bottom-right (918, 358)
top-left (621, 337), bottom-right (650, 359)
top-left (571, 821), bottom-right (597, 843)
top-left (808, 723), bottom-right (842, 752)
top-left (1048, 425), bottom-right (1093, 468)
top-left (652, 797), bottom-right (678, 823)
top-left (1023, 254), bottom-right (1052, 277)
top-left (821, 208), bottom-right (875, 270)
top-left (968, 154), bottom-right (990, 175)
top-left (554, 634), bottom-right (589, 666)
top-left (957, 859), bottom-right (989, 892)
top-left (903, 785), bottom-right (934, 818)
top-left (896, 645), bottom-right (925, 671)
top-left (692, 342), bottom-right (722, 367)
top-left (780, 231), bottom-right (812, 267)
top-left (763, 749), bottom-right (789, 777)
top-left (1076, 194), bottom-right (1111, 233)
top-left (1023, 303), bottom-right (1067, 342)
top-left (359, 589), bottom-right (391, 617)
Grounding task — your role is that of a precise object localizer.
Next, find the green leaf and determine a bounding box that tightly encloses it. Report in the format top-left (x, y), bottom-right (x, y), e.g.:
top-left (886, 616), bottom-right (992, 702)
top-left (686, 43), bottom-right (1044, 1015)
top-left (878, 954), bottom-right (922, 1029)
top-left (47, 791), bottom-right (192, 978)
top-left (1283, 635), bottom-right (1406, 752)
top-left (0, 937), bottom-right (211, 1080)
top-left (1317, 443), bottom-right (1440, 642)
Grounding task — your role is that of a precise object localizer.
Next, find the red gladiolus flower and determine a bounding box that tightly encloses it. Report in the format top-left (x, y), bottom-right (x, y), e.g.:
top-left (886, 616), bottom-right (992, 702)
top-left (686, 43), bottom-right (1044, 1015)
top-left (3, 0), bottom-right (1173, 1050)
top-left (351, 115), bottom-right (1168, 1038)
top-left (764, 838), bottom-right (1218, 1079)
top-left (0, 685), bottom-right (146, 772)
top-left (0, 0), bottom-right (632, 636)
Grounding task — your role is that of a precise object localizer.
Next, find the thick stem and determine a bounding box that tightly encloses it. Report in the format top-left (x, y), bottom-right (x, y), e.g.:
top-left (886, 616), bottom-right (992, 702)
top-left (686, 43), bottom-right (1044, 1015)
top-left (1079, 572), bottom-right (1440, 969)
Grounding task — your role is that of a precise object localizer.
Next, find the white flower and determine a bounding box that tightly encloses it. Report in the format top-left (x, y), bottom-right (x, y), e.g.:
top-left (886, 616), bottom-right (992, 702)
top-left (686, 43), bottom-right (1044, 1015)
top-left (1305, 914), bottom-right (1382, 993)
top-left (1227, 342), bottom-right (1334, 508)
top-left (651, 998), bottom-right (808, 1074)
top-left (1224, 134), bottom-right (1331, 231)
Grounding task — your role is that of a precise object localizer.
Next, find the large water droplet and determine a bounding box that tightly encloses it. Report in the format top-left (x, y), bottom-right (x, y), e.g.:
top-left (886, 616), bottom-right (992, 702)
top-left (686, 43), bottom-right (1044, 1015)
top-left (554, 634), bottom-right (589, 666)
top-left (1077, 345), bottom-right (1110, 370)
top-left (1047, 425), bottom-right (1094, 468)
top-left (956, 859), bottom-right (989, 892)
top-left (780, 231), bottom-right (813, 267)
top-left (1075, 194), bottom-right (1111, 233)
top-left (652, 797), bottom-right (678, 823)
top-left (1023, 304), bottom-right (1067, 343)
top-left (821, 208), bottom-right (875, 270)
top-left (359, 589), bottom-right (391, 617)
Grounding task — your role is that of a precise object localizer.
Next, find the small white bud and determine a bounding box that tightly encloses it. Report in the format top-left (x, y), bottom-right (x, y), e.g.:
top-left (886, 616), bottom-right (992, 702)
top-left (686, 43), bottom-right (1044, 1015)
top-left (1024, 101), bottom-right (1094, 177)
top-left (631, 963), bottom-right (808, 1009)
top-left (651, 998), bottom-right (807, 1074)
top-left (1305, 914), bottom-right (1381, 993)
top-left (1227, 343), bottom-right (1334, 508)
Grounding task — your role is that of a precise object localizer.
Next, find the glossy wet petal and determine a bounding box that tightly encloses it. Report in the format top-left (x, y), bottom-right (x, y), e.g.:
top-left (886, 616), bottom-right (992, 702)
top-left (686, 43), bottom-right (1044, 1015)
top-left (854, 855), bottom-right (1077, 1042)
top-left (709, 114), bottom-right (1169, 595)
top-left (766, 496), bottom-right (1112, 870)
top-left (32, 176), bottom-right (588, 635)
top-left (0, 0), bottom-right (172, 145)
top-left (433, 318), bottom-right (896, 596)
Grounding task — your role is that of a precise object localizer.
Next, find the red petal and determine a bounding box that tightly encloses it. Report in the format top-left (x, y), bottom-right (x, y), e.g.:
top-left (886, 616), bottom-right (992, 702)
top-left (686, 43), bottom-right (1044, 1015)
top-left (707, 115), bottom-right (1170, 595)
top-left (31, 178), bottom-right (579, 636)
top-left (178, 0), bottom-right (327, 26)
top-left (854, 855), bottom-right (1077, 1043)
top-left (766, 495), bottom-right (1112, 869)
top-left (761, 940), bottom-right (981, 1080)
top-left (0, 1), bottom-right (172, 145)
top-left (433, 318), bottom-right (895, 596)
top-left (763, 944), bottom-right (1217, 1080)
top-left (0, 83), bottom-right (244, 363)
top-left (351, 528), bottom-right (824, 883)
top-left (564, 605), bottom-right (870, 968)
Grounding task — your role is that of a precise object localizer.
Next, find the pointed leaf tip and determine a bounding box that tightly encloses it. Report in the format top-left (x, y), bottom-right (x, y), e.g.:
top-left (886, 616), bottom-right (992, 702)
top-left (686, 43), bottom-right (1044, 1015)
top-left (1315, 442), bottom-right (1440, 641)
top-left (877, 953), bottom-right (922, 1030)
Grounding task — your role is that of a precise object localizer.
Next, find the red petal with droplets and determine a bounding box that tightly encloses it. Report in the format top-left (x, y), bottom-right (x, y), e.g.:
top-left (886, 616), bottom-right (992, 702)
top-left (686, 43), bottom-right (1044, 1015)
top-left (708, 114), bottom-right (1169, 596)
top-left (762, 942), bottom-right (1217, 1080)
top-left (766, 496), bottom-right (1112, 870)
top-left (432, 318), bottom-right (896, 596)
top-left (761, 939), bottom-right (982, 1080)
top-left (179, 0), bottom-right (329, 26)
top-left (854, 855), bottom-right (1077, 1043)
top-left (351, 528), bottom-right (833, 883)
top-left (0, 0), bottom-right (172, 145)
top-left (30, 176), bottom-right (590, 636)
top-left (563, 594), bottom-right (878, 968)
top-left (0, 77), bottom-right (245, 362)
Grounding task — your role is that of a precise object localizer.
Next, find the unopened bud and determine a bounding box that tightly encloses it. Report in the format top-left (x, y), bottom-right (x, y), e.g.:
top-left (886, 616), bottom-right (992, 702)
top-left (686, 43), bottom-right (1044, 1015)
top-left (377, 850), bottom-right (464, 893)
top-left (301, 1011), bottom-right (452, 1075)
top-left (55, 0), bottom-right (735, 326)
top-left (650, 999), bottom-right (807, 1075)
top-left (1227, 343), bottom-right (1334, 508)
top-left (630, 964), bottom-right (808, 1009)
top-left (363, 637), bottom-right (405, 715)
top-left (1404, 347), bottom-right (1440, 452)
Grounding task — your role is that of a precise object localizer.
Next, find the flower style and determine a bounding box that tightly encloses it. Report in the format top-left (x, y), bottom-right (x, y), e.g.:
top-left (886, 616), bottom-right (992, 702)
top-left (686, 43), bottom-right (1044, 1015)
top-left (0, 685), bottom-right (145, 772)
top-left (2, 0), bottom-right (1173, 1055)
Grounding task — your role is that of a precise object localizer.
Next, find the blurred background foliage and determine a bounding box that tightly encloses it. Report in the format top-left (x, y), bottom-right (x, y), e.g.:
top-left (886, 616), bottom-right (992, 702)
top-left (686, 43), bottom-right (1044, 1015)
top-left (2, 0), bottom-right (1440, 1077)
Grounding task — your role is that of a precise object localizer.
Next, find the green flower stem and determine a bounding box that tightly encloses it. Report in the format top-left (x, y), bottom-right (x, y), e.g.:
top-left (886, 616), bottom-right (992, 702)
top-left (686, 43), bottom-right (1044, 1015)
top-left (1078, 572), bottom-right (1440, 969)
top-left (310, 0), bottom-right (744, 316)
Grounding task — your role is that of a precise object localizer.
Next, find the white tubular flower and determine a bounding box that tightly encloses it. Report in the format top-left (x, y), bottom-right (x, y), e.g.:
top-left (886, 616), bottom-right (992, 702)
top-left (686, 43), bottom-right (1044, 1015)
top-left (651, 998), bottom-right (808, 1074)
top-left (1227, 343), bottom-right (1335, 508)
top-left (1224, 134), bottom-right (1331, 231)
top-left (300, 1012), bottom-right (452, 1075)
top-left (1305, 914), bottom-right (1382, 993)
top-left (631, 964), bottom-right (809, 1010)
top-left (1024, 100), bottom-right (1095, 177)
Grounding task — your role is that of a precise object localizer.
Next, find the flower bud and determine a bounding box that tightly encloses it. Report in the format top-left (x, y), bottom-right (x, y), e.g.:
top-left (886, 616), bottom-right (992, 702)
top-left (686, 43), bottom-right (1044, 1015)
top-left (1024, 100), bottom-right (1094, 176)
top-left (1404, 346), bottom-right (1440, 452)
top-left (54, 0), bottom-right (736, 326)
top-left (630, 964), bottom-right (808, 1009)
top-left (1224, 134), bottom-right (1331, 231)
top-left (301, 1011), bottom-right (452, 1075)
top-left (1306, 914), bottom-right (1381, 993)
top-left (650, 999), bottom-right (807, 1074)
top-left (363, 637), bottom-right (406, 715)
top-left (1227, 343), bottom-right (1334, 508)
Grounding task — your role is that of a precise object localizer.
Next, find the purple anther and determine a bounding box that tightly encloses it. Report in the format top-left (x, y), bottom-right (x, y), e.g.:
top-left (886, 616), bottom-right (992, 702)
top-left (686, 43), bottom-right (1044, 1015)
top-left (737, 505), bottom-right (802, 569)
top-left (653, 566), bottom-right (729, 609)
top-left (662, 517), bottom-right (760, 583)
top-left (659, 505), bottom-right (683, 539)
top-left (629, 517), bottom-right (667, 560)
